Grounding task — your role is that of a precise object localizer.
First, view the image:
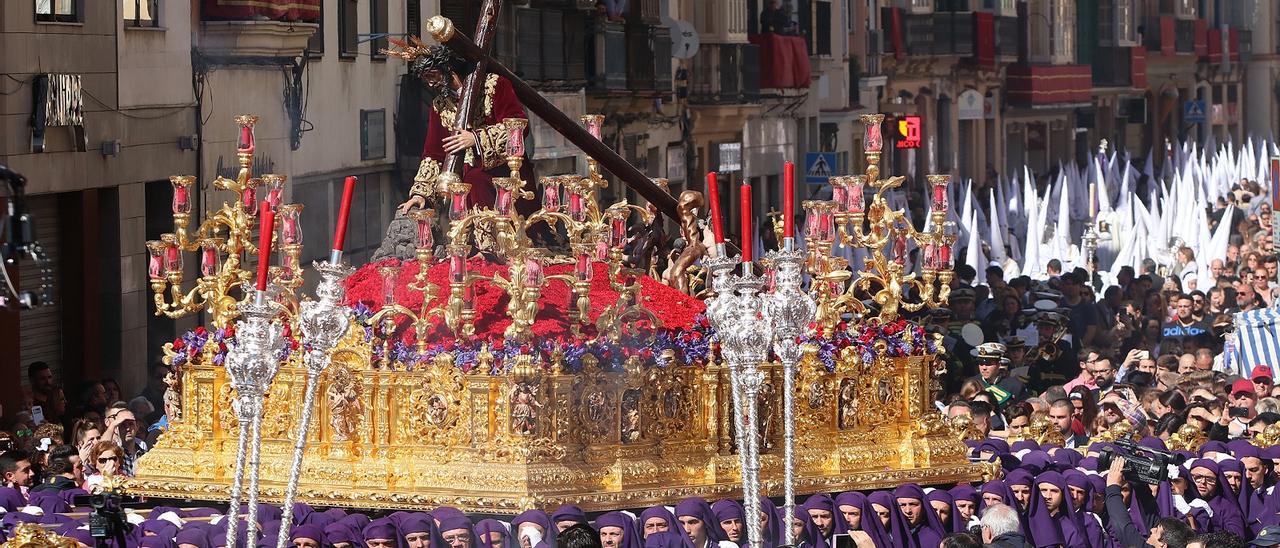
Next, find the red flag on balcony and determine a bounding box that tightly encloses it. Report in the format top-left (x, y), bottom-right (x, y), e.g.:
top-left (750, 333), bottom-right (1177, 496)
top-left (202, 0), bottom-right (320, 23)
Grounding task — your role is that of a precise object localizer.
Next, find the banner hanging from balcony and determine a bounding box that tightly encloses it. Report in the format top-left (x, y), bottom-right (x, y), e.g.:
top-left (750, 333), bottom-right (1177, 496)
top-left (202, 0), bottom-right (320, 23)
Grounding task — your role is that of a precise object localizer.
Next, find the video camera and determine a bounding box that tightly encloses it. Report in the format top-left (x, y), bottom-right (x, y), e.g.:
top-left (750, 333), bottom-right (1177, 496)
top-left (72, 492), bottom-right (138, 547)
top-left (1095, 437), bottom-right (1186, 485)
top-left (0, 163), bottom-right (54, 310)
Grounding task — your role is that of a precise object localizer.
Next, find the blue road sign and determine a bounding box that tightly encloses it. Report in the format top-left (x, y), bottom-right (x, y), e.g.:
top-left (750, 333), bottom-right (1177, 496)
top-left (805, 152), bottom-right (837, 185)
top-left (1184, 100), bottom-right (1206, 124)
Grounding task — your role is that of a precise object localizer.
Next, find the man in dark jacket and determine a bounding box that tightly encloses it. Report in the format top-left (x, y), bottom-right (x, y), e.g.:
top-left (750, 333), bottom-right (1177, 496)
top-left (978, 503), bottom-right (1026, 547)
top-left (29, 445), bottom-right (81, 494)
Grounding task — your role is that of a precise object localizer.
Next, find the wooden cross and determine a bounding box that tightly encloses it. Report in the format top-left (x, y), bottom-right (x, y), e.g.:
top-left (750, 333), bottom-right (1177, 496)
top-left (442, 0), bottom-right (502, 178)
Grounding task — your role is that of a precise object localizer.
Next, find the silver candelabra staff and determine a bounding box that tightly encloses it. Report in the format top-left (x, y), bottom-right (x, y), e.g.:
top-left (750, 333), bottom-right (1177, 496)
top-left (223, 290), bottom-right (288, 548)
top-left (712, 265), bottom-right (775, 548)
top-left (275, 260), bottom-right (354, 548)
top-left (705, 253), bottom-right (746, 510)
top-left (764, 244), bottom-right (815, 547)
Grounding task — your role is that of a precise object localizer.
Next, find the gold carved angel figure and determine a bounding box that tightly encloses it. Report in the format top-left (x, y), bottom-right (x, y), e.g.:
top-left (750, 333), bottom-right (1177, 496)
top-left (511, 383), bottom-right (542, 436)
top-left (838, 380), bottom-right (858, 429)
top-left (326, 367), bottom-right (364, 441)
top-left (620, 389), bottom-right (642, 443)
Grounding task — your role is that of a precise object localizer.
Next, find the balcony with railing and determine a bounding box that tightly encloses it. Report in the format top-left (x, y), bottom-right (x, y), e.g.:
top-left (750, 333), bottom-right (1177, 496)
top-left (586, 19), bottom-right (628, 92)
top-left (931, 11), bottom-right (975, 55)
top-left (995, 15), bottom-right (1019, 57)
top-left (688, 43), bottom-right (761, 105)
top-left (1143, 16), bottom-right (1175, 55)
top-left (199, 0), bottom-right (318, 58)
top-left (521, 9), bottom-right (588, 85)
top-left (1236, 29), bottom-right (1252, 62)
top-left (1174, 19), bottom-right (1196, 54)
top-left (1093, 46), bottom-right (1146, 89)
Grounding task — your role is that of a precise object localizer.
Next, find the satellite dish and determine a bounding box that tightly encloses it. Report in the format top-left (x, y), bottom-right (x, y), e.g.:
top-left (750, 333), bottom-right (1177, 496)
top-left (668, 19), bottom-right (700, 60)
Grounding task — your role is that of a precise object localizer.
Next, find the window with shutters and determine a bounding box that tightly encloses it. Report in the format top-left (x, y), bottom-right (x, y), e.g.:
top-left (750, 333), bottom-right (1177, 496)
top-left (406, 0), bottom-right (421, 39)
top-left (339, 0), bottom-right (358, 59)
top-left (1051, 0), bottom-right (1075, 63)
top-left (308, 1), bottom-right (325, 57)
top-left (904, 0), bottom-right (934, 14)
top-left (36, 0), bottom-right (79, 23)
top-left (123, 0), bottom-right (159, 27)
top-left (1115, 0), bottom-right (1137, 45)
top-left (370, 0), bottom-right (388, 60)
top-left (1173, 0), bottom-right (1195, 19)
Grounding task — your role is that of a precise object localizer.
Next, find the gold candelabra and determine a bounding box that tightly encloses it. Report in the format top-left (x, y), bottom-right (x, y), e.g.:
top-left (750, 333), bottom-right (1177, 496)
top-left (370, 209), bottom-right (447, 366)
top-left (792, 114), bottom-right (958, 336)
top-left (399, 114), bottom-right (658, 342)
top-left (146, 116), bottom-right (303, 328)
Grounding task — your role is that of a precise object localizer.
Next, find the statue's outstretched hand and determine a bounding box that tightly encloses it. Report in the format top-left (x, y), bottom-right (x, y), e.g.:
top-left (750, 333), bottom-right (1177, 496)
top-left (398, 194), bottom-right (426, 216)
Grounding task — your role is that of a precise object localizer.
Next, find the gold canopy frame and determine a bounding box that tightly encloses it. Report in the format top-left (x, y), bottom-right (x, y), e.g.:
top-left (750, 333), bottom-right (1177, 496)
top-left (133, 329), bottom-right (980, 513)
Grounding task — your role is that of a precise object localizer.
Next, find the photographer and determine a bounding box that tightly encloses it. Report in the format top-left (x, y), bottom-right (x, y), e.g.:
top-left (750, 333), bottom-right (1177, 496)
top-left (1104, 456), bottom-right (1164, 546)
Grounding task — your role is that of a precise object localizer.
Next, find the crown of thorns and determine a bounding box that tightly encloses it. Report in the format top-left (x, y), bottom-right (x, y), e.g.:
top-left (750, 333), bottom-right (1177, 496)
top-left (382, 37), bottom-right (462, 78)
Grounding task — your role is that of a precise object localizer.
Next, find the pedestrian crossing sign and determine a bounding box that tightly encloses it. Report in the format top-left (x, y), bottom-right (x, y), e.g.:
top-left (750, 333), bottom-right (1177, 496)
top-left (805, 152), bottom-right (837, 184)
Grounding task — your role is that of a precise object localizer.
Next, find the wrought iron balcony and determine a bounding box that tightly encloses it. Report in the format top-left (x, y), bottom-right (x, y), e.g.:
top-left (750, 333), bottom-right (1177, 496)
top-left (585, 19), bottom-right (671, 95)
top-left (1092, 46), bottom-right (1146, 89)
top-left (689, 43), bottom-right (761, 105)
top-left (1175, 19), bottom-right (1196, 54)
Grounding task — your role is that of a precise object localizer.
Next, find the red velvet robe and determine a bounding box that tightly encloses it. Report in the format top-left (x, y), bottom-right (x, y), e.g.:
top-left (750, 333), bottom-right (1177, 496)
top-left (411, 74), bottom-right (536, 211)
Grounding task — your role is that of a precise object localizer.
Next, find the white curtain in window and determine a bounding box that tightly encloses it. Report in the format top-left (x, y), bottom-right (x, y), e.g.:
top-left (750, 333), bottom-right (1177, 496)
top-left (123, 0), bottom-right (157, 21)
top-left (54, 0), bottom-right (73, 15)
top-left (36, 0), bottom-right (52, 15)
top-left (1116, 0), bottom-right (1134, 44)
top-left (1052, 0), bottom-right (1074, 63)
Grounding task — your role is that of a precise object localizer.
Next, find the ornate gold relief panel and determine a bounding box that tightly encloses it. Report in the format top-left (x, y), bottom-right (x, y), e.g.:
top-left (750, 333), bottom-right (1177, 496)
top-left (395, 357), bottom-right (472, 446)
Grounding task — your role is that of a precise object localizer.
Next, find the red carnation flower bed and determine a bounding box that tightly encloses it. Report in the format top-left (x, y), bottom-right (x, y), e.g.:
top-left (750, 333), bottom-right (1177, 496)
top-left (343, 258), bottom-right (706, 343)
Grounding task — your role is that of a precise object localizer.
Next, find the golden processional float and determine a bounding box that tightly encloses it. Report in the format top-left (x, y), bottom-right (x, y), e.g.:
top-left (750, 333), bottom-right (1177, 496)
top-left (130, 14), bottom-right (982, 531)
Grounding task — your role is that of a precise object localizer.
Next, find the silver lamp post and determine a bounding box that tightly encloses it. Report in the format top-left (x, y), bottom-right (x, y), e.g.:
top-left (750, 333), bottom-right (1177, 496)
top-left (275, 260), bottom-right (354, 548)
top-left (223, 290), bottom-right (288, 548)
top-left (764, 245), bottom-right (814, 547)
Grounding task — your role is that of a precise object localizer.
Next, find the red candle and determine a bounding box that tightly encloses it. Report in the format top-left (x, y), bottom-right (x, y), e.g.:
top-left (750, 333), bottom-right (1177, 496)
top-left (740, 183), bottom-right (753, 264)
top-left (255, 201), bottom-right (275, 291)
top-left (172, 185), bottom-right (190, 215)
top-left (242, 185), bottom-right (258, 216)
top-left (783, 162), bottom-right (795, 239)
top-left (238, 125), bottom-right (255, 154)
top-left (332, 176), bottom-right (357, 252)
top-left (164, 244), bottom-right (181, 272)
top-left (148, 253), bottom-right (164, 280)
top-left (707, 172), bottom-right (725, 244)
